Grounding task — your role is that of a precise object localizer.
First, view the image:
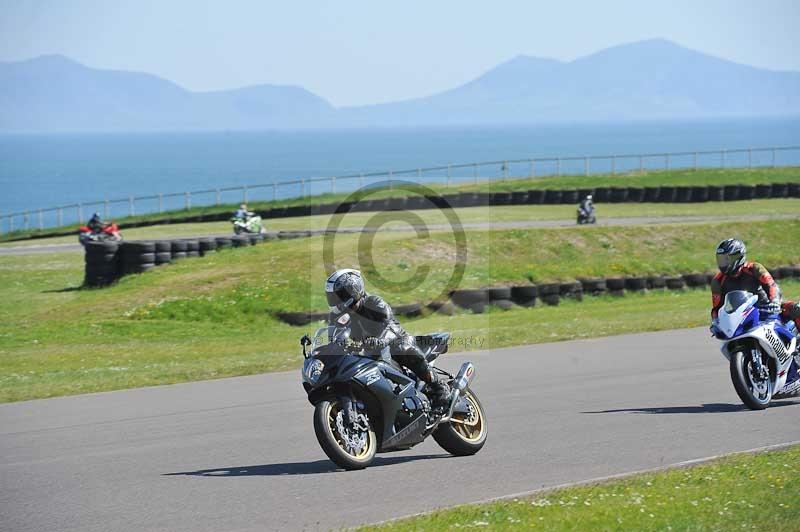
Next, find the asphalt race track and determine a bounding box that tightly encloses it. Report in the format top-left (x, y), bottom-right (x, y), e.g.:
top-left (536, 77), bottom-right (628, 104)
top-left (1, 328), bottom-right (799, 531)
top-left (1, 213), bottom-right (795, 255)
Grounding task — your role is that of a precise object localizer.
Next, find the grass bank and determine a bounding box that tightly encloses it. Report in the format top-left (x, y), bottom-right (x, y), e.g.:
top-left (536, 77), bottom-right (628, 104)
top-left (3, 166), bottom-right (797, 242)
top-left (1, 217), bottom-right (799, 402)
top-left (364, 445), bottom-right (800, 531)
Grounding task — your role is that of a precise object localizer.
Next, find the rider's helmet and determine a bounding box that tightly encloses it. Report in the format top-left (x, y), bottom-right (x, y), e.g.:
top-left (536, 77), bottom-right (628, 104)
top-left (90, 212), bottom-right (101, 222)
top-left (325, 269), bottom-right (365, 313)
top-left (240, 204), bottom-right (247, 211)
top-left (586, 195), bottom-right (593, 201)
top-left (716, 238), bottom-right (747, 275)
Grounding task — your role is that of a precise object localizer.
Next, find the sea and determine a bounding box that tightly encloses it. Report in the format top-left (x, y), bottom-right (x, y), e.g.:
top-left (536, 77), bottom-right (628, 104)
top-left (1, 118), bottom-right (799, 227)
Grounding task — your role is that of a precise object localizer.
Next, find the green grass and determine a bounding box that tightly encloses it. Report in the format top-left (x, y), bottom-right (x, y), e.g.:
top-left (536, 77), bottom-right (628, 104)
top-left (2, 198), bottom-right (797, 250)
top-left (364, 445), bottom-right (800, 531)
top-left (3, 166), bottom-right (797, 242)
top-left (1, 216), bottom-right (799, 402)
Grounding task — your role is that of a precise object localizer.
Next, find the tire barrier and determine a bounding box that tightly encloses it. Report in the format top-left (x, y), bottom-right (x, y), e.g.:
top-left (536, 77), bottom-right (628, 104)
top-left (25, 179), bottom-right (800, 247)
top-left (606, 277), bottom-right (626, 296)
top-left (626, 188), bottom-right (644, 202)
top-left (543, 190), bottom-right (562, 205)
top-left (510, 285), bottom-right (538, 307)
top-left (83, 241), bottom-right (120, 287)
top-left (754, 184), bottom-right (772, 199)
top-left (272, 265), bottom-right (800, 324)
top-left (83, 231), bottom-right (278, 287)
top-left (739, 185), bottom-right (755, 200)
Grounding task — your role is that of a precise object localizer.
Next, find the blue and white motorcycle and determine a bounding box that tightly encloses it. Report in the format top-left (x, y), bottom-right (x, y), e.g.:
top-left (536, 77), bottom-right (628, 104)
top-left (712, 290), bottom-right (800, 409)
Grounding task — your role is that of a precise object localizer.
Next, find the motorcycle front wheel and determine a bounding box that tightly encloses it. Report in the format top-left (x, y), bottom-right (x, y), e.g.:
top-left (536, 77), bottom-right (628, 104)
top-left (433, 390), bottom-right (487, 456)
top-left (313, 400), bottom-right (377, 470)
top-left (730, 349), bottom-right (773, 410)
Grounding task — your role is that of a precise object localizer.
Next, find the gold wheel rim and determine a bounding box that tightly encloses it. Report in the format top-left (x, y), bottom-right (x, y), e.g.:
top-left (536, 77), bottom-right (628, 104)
top-left (450, 392), bottom-right (485, 442)
top-left (326, 402), bottom-right (374, 460)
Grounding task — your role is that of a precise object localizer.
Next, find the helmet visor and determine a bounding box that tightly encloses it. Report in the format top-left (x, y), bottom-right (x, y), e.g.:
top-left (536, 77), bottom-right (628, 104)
top-left (716, 252), bottom-right (742, 271)
top-left (326, 291), bottom-right (353, 313)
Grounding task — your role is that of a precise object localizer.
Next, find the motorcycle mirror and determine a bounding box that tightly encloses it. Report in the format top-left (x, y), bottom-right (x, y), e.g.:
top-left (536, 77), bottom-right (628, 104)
top-left (300, 334), bottom-right (311, 346)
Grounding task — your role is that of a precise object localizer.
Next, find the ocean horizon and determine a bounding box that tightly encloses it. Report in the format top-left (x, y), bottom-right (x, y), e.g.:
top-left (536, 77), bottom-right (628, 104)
top-left (1, 117), bottom-right (799, 221)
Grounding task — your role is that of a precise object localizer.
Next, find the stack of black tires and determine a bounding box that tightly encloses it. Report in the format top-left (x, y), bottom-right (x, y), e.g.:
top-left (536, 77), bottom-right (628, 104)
top-left (120, 241), bottom-right (157, 275)
top-left (84, 241), bottom-right (121, 287)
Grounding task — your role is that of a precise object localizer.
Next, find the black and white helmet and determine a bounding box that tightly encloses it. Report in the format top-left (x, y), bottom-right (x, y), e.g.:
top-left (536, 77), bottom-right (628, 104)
top-left (716, 238), bottom-right (747, 275)
top-left (325, 269), bottom-right (365, 313)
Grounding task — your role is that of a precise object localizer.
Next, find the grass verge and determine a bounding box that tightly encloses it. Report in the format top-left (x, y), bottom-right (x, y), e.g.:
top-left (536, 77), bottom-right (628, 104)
top-left (364, 445), bottom-right (800, 531)
top-left (3, 166), bottom-right (797, 242)
top-left (1, 218), bottom-right (798, 402)
top-left (1, 198), bottom-right (798, 249)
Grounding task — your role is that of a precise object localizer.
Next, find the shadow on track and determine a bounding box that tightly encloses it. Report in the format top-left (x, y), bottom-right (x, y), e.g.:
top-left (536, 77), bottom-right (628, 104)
top-left (164, 454), bottom-right (449, 477)
top-left (582, 401), bottom-right (798, 414)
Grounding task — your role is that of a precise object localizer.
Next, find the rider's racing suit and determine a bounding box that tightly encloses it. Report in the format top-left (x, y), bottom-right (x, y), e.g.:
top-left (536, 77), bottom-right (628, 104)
top-left (327, 294), bottom-right (444, 400)
top-left (710, 261), bottom-right (782, 318)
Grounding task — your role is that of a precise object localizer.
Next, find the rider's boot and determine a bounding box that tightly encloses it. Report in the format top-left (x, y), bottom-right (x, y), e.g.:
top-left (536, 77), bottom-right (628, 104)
top-left (423, 369), bottom-right (452, 413)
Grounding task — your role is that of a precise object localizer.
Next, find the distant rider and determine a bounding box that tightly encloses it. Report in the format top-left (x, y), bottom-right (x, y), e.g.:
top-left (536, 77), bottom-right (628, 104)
top-left (579, 194), bottom-right (594, 215)
top-left (234, 204), bottom-right (251, 220)
top-left (710, 238), bottom-right (784, 319)
top-left (87, 212), bottom-right (107, 233)
top-left (325, 269), bottom-right (452, 411)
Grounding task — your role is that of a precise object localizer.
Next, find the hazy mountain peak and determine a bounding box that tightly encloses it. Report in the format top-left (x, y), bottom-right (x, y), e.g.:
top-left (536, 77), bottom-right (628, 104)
top-left (1, 39), bottom-right (798, 132)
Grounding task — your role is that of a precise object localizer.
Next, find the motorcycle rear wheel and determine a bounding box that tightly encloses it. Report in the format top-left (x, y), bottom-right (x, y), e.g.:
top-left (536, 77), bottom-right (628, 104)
top-left (730, 349), bottom-right (773, 410)
top-left (313, 400), bottom-right (376, 470)
top-left (433, 390), bottom-right (487, 456)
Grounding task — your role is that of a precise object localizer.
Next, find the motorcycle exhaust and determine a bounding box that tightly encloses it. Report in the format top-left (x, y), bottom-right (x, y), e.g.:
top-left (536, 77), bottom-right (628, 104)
top-left (452, 362), bottom-right (475, 392)
top-left (441, 362), bottom-right (475, 423)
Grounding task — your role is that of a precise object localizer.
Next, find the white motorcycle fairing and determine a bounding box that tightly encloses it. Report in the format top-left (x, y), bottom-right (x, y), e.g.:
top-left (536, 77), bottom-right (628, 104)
top-left (717, 292), bottom-right (797, 395)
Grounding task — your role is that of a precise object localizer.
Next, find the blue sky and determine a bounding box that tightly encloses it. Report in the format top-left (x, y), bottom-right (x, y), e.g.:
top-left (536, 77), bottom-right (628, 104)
top-left (1, 0), bottom-right (798, 106)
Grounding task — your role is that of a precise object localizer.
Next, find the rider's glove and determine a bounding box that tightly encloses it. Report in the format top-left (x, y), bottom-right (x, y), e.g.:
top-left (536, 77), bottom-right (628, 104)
top-left (758, 300), bottom-right (781, 316)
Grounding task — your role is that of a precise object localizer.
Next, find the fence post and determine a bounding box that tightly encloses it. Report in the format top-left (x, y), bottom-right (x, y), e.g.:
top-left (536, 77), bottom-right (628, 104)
top-left (693, 152), bottom-right (698, 170)
top-left (24, 212), bottom-right (30, 230)
top-left (38, 210), bottom-right (43, 230)
top-left (721, 149), bottom-right (726, 168)
top-left (530, 160), bottom-right (535, 178)
top-left (388, 170), bottom-right (394, 190)
top-left (9, 215), bottom-right (12, 233)
top-left (331, 176), bottom-right (336, 194)
top-left (772, 148), bottom-right (776, 168)
top-left (447, 164), bottom-right (452, 186)
top-left (301, 179), bottom-right (306, 197)
top-left (639, 155), bottom-right (643, 173)
top-left (159, 193), bottom-right (164, 212)
top-left (666, 154), bottom-right (670, 172)
top-left (57, 208), bottom-right (63, 227)
top-left (503, 161), bottom-right (508, 180)
top-left (584, 157), bottom-right (589, 176)
top-left (474, 163), bottom-right (479, 184)
top-left (78, 203), bottom-right (83, 223)
top-left (185, 192), bottom-right (191, 210)
top-left (556, 158), bottom-right (561, 177)
top-left (129, 196), bottom-right (135, 217)
top-left (272, 183), bottom-right (277, 201)
top-left (243, 186), bottom-right (249, 203)
top-left (748, 148), bottom-right (752, 169)
top-left (360, 173), bottom-right (365, 189)
top-left (612, 156), bottom-right (616, 175)
top-left (104, 200), bottom-right (109, 219)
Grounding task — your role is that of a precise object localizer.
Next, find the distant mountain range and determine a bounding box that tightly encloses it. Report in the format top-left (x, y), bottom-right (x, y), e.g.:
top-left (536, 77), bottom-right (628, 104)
top-left (1, 39), bottom-right (799, 132)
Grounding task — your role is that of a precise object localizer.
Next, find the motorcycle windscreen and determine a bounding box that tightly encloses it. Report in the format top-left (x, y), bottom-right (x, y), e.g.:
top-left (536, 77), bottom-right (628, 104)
top-left (723, 290), bottom-right (753, 314)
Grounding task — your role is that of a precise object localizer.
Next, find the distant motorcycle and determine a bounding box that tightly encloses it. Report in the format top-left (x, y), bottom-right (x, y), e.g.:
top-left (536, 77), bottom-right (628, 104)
top-left (231, 213), bottom-right (266, 235)
top-left (576, 206), bottom-right (596, 224)
top-left (78, 223), bottom-right (122, 246)
top-left (300, 315), bottom-right (487, 470)
top-left (711, 290), bottom-right (800, 409)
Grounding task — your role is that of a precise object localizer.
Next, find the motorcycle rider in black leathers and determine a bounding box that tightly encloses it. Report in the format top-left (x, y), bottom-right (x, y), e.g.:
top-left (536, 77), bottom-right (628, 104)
top-left (325, 269), bottom-right (451, 411)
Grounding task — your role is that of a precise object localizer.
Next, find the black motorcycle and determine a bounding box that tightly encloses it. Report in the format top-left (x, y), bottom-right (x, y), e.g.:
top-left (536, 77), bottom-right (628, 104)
top-left (577, 205), bottom-right (596, 224)
top-left (300, 316), bottom-right (487, 470)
